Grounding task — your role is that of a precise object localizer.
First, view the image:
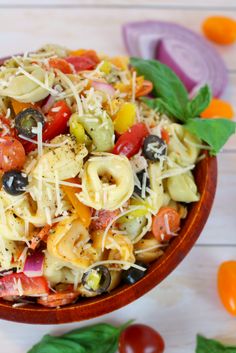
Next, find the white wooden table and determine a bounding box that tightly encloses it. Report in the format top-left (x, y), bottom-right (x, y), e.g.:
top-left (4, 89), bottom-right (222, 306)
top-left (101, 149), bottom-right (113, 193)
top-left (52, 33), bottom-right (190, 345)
top-left (0, 1), bottom-right (235, 352)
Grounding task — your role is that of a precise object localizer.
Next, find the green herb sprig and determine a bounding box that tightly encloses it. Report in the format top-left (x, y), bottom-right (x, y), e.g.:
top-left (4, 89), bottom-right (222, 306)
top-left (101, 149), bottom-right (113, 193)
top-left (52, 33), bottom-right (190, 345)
top-left (27, 321), bottom-right (132, 353)
top-left (196, 335), bottom-right (236, 353)
top-left (131, 57), bottom-right (236, 155)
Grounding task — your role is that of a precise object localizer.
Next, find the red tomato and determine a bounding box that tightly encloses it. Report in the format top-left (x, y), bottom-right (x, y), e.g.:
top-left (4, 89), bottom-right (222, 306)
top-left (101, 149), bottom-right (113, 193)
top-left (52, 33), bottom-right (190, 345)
top-left (218, 261), bottom-right (236, 316)
top-left (161, 128), bottom-right (170, 144)
top-left (0, 136), bottom-right (26, 172)
top-left (0, 116), bottom-right (14, 138)
top-left (113, 123), bottom-right (149, 158)
top-left (65, 56), bottom-right (97, 72)
top-left (0, 273), bottom-right (49, 297)
top-left (37, 290), bottom-right (79, 307)
top-left (80, 50), bottom-right (100, 64)
top-left (90, 209), bottom-right (119, 231)
top-left (152, 207), bottom-right (180, 242)
top-left (48, 58), bottom-right (73, 74)
top-left (24, 101), bottom-right (71, 153)
top-left (119, 324), bottom-right (165, 353)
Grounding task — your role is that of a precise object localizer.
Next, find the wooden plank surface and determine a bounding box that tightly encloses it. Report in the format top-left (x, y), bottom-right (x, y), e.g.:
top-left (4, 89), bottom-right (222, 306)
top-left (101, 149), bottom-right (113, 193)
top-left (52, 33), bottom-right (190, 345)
top-left (0, 2), bottom-right (235, 353)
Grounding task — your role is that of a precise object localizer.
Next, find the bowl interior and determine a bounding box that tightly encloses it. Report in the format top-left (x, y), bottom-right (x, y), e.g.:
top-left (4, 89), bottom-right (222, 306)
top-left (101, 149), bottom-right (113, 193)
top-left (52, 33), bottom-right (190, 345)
top-left (0, 153), bottom-right (217, 324)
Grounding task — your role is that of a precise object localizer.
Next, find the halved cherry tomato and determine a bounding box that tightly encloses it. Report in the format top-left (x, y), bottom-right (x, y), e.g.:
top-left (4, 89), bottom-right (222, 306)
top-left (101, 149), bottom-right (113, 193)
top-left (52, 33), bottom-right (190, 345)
top-left (113, 123), bottom-right (149, 158)
top-left (152, 207), bottom-right (180, 242)
top-left (161, 128), bottom-right (170, 144)
top-left (24, 101), bottom-right (71, 153)
top-left (62, 178), bottom-right (91, 228)
top-left (0, 136), bottom-right (26, 172)
top-left (0, 273), bottom-right (49, 297)
top-left (119, 324), bottom-right (165, 353)
top-left (0, 116), bottom-right (14, 138)
top-left (48, 58), bottom-right (73, 74)
top-left (218, 261), bottom-right (236, 316)
top-left (90, 209), bottom-right (119, 231)
top-left (69, 49), bottom-right (100, 64)
top-left (65, 56), bottom-right (97, 72)
top-left (136, 80), bottom-right (153, 97)
top-left (37, 290), bottom-right (79, 307)
top-left (201, 98), bottom-right (234, 119)
top-left (29, 224), bottom-right (52, 250)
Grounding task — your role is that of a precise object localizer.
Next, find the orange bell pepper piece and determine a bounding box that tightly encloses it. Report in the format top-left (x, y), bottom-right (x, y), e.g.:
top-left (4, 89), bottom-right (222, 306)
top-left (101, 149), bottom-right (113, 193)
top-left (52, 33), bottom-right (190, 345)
top-left (62, 178), bottom-right (91, 228)
top-left (11, 99), bottom-right (35, 115)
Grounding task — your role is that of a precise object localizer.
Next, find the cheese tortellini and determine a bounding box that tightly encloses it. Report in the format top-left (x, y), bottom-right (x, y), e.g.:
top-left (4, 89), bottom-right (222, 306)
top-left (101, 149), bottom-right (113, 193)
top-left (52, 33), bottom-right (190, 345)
top-left (78, 153), bottom-right (134, 210)
top-left (167, 171), bottom-right (200, 203)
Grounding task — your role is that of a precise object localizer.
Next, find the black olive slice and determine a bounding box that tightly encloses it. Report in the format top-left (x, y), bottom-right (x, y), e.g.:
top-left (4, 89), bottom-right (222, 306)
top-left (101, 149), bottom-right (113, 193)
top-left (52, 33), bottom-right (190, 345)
top-left (2, 170), bottom-right (28, 196)
top-left (15, 108), bottom-right (45, 138)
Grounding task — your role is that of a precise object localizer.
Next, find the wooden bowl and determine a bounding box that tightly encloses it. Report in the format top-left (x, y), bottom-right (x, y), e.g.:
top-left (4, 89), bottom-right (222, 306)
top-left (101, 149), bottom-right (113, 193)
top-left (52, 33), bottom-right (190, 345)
top-left (0, 54), bottom-right (217, 324)
top-left (0, 153), bottom-right (217, 324)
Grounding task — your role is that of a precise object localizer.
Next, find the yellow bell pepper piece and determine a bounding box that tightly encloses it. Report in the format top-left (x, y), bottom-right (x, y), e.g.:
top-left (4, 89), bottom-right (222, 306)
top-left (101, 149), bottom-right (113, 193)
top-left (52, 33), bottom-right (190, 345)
top-left (100, 61), bottom-right (112, 74)
top-left (69, 114), bottom-right (86, 143)
top-left (110, 56), bottom-right (129, 70)
top-left (114, 102), bottom-right (136, 134)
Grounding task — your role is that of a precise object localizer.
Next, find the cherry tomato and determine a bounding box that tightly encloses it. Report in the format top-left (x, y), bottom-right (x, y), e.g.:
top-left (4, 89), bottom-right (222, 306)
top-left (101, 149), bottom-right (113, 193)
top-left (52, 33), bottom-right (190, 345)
top-left (201, 98), bottom-right (234, 120)
top-left (0, 116), bottom-right (14, 138)
top-left (136, 80), bottom-right (153, 97)
top-left (90, 209), bottom-right (119, 231)
top-left (37, 290), bottom-right (79, 307)
top-left (0, 273), bottom-right (49, 297)
top-left (113, 123), bottom-right (149, 158)
top-left (69, 49), bottom-right (100, 64)
top-left (24, 101), bottom-right (71, 153)
top-left (218, 261), bottom-right (236, 316)
top-left (48, 58), bottom-right (73, 74)
top-left (152, 207), bottom-right (180, 242)
top-left (202, 16), bottom-right (236, 45)
top-left (119, 324), bottom-right (165, 353)
top-left (161, 128), bottom-right (170, 144)
top-left (65, 56), bottom-right (97, 72)
top-left (0, 136), bottom-right (26, 172)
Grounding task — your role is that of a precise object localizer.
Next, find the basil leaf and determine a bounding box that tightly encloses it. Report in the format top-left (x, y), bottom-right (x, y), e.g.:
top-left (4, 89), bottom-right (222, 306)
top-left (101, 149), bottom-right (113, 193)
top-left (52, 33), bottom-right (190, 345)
top-left (131, 57), bottom-right (188, 122)
top-left (27, 322), bottom-right (132, 353)
top-left (196, 335), bottom-right (236, 352)
top-left (187, 85), bottom-right (212, 118)
top-left (185, 118), bottom-right (236, 155)
top-left (142, 97), bottom-right (185, 121)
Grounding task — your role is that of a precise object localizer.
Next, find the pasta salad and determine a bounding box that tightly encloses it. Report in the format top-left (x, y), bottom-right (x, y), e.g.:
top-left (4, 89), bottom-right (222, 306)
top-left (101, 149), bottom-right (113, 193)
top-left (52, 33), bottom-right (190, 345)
top-left (0, 44), bottom-right (202, 307)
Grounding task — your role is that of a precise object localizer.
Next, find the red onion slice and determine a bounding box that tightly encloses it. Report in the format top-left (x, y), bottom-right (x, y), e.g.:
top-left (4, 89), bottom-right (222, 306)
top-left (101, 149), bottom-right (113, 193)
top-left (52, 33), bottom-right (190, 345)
top-left (123, 21), bottom-right (228, 97)
top-left (23, 251), bottom-right (44, 278)
top-left (91, 81), bottom-right (115, 96)
top-left (41, 95), bottom-right (55, 114)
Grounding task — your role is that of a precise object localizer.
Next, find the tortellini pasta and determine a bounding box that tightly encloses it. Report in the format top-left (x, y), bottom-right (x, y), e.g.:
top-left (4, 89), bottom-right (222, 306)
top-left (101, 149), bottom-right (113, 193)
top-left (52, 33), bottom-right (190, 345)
top-left (78, 153), bottom-right (134, 210)
top-left (0, 66), bottom-right (55, 103)
top-left (47, 215), bottom-right (100, 269)
top-left (134, 233), bottom-right (164, 264)
top-left (167, 123), bottom-right (201, 166)
top-left (0, 210), bottom-right (25, 241)
top-left (167, 171), bottom-right (200, 203)
top-left (76, 111), bottom-right (114, 152)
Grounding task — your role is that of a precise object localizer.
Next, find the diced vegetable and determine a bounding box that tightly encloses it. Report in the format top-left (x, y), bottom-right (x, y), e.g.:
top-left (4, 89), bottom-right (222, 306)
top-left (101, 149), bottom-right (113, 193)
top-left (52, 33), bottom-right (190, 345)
top-left (0, 116), bottom-right (14, 138)
top-left (114, 102), bottom-right (136, 134)
top-left (2, 170), bottom-right (28, 195)
top-left (201, 98), bottom-right (234, 119)
top-left (135, 80), bottom-right (153, 97)
top-left (0, 136), bottom-right (26, 172)
top-left (23, 251), bottom-right (44, 277)
top-left (91, 81), bottom-right (115, 96)
top-left (69, 114), bottom-right (86, 143)
top-left (11, 99), bottom-right (35, 115)
top-left (62, 177), bottom-right (91, 228)
top-left (113, 123), bottom-right (149, 158)
top-left (29, 225), bottom-right (52, 250)
top-left (123, 21), bottom-right (228, 97)
top-left (65, 56), bottom-right (97, 72)
top-left (202, 16), bottom-right (236, 45)
top-left (218, 261), bottom-right (236, 316)
top-left (152, 207), bottom-right (180, 242)
top-left (0, 273), bottom-right (49, 297)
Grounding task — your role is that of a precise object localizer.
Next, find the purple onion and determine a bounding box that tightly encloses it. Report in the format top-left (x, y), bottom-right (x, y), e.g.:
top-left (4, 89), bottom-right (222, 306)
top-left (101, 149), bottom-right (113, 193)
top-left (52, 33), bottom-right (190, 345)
top-left (23, 251), bottom-right (44, 278)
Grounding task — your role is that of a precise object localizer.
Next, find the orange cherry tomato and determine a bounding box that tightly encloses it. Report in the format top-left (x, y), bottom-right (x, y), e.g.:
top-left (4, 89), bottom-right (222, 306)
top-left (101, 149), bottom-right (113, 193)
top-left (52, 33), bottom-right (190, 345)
top-left (62, 178), bottom-right (91, 228)
top-left (152, 207), bottom-right (180, 242)
top-left (201, 98), bottom-right (234, 119)
top-left (136, 80), bottom-right (153, 97)
top-left (218, 261), bottom-right (236, 316)
top-left (119, 324), bottom-right (165, 353)
top-left (48, 58), bottom-right (73, 74)
top-left (0, 136), bottom-right (26, 172)
top-left (202, 16), bottom-right (236, 45)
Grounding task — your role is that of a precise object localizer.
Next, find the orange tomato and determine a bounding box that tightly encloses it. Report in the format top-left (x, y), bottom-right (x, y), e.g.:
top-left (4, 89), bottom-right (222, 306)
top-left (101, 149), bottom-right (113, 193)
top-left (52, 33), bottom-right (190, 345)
top-left (48, 58), bottom-right (73, 74)
top-left (152, 207), bottom-right (180, 242)
top-left (218, 261), bottom-right (236, 316)
top-left (69, 49), bottom-right (100, 64)
top-left (62, 178), bottom-right (91, 228)
top-left (11, 99), bottom-right (35, 115)
top-left (161, 128), bottom-right (170, 144)
top-left (136, 80), bottom-right (153, 97)
top-left (202, 16), bottom-right (236, 45)
top-left (201, 98), bottom-right (234, 119)
top-left (0, 136), bottom-right (26, 172)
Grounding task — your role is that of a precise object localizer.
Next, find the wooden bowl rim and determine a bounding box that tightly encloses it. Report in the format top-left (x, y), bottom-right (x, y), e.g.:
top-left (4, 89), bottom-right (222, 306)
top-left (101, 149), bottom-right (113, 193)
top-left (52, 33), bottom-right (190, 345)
top-left (0, 57), bottom-right (217, 324)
